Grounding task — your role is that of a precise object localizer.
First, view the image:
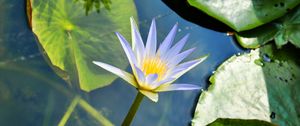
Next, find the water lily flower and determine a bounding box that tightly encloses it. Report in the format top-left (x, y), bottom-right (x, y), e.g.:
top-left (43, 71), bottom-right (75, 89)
top-left (93, 17), bottom-right (207, 102)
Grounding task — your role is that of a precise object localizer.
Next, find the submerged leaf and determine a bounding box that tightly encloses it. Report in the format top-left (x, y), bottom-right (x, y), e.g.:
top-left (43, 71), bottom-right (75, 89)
top-left (192, 44), bottom-right (300, 126)
top-left (28, 0), bottom-right (137, 91)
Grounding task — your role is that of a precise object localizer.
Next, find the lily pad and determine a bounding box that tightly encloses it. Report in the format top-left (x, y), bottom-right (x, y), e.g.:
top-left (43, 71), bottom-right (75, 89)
top-left (192, 44), bottom-right (300, 126)
top-left (187, 0), bottom-right (300, 32)
top-left (28, 0), bottom-right (137, 91)
top-left (236, 6), bottom-right (300, 49)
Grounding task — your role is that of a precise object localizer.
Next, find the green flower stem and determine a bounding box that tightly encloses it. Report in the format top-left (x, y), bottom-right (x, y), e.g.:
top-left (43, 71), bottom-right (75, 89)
top-left (122, 92), bottom-right (144, 126)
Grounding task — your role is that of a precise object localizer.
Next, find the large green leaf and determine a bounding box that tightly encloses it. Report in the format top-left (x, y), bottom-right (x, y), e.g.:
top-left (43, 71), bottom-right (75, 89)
top-left (28, 0), bottom-right (137, 91)
top-left (236, 6), bottom-right (300, 49)
top-left (187, 0), bottom-right (300, 32)
top-left (192, 44), bottom-right (300, 126)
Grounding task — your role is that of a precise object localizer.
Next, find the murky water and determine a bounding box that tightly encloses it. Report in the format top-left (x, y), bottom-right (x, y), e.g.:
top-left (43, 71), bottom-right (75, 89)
top-left (0, 0), bottom-right (244, 126)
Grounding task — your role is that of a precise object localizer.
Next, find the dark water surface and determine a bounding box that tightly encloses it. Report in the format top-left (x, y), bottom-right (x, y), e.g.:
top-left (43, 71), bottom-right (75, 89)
top-left (0, 0), bottom-right (244, 126)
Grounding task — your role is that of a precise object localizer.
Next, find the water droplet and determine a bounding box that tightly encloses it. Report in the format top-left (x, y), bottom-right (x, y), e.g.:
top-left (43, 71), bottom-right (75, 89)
top-left (262, 54), bottom-right (271, 62)
top-left (226, 32), bottom-right (234, 36)
top-left (178, 29), bottom-right (182, 32)
top-left (20, 56), bottom-right (26, 61)
top-left (29, 54), bottom-right (35, 58)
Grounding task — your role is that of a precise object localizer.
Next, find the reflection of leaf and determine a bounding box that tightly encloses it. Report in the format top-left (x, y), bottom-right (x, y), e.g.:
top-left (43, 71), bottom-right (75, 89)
top-left (187, 0), bottom-right (300, 31)
top-left (192, 44), bottom-right (300, 126)
top-left (75, 0), bottom-right (112, 15)
top-left (0, 62), bottom-right (69, 126)
top-left (28, 0), bottom-right (137, 91)
top-left (207, 118), bottom-right (276, 126)
top-left (0, 62), bottom-right (113, 125)
top-left (236, 6), bottom-right (300, 48)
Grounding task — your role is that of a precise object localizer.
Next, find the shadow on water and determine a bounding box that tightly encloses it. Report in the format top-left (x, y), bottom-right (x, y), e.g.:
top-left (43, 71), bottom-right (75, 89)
top-left (161, 0), bottom-right (233, 33)
top-left (0, 0), bottom-right (246, 126)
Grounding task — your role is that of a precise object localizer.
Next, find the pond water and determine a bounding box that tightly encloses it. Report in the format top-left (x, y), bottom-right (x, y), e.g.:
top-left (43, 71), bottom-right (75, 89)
top-left (0, 0), bottom-right (244, 126)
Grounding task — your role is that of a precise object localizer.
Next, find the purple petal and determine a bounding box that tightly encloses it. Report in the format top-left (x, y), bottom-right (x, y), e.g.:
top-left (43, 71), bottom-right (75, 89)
top-left (156, 84), bottom-right (201, 92)
top-left (115, 32), bottom-right (137, 67)
top-left (163, 59), bottom-right (199, 80)
top-left (167, 47), bottom-right (196, 67)
top-left (134, 65), bottom-right (145, 83)
top-left (93, 61), bottom-right (137, 87)
top-left (171, 55), bottom-right (208, 79)
top-left (145, 74), bottom-right (158, 84)
top-left (130, 17), bottom-right (145, 64)
top-left (152, 78), bottom-right (175, 88)
top-left (162, 34), bottom-right (189, 60)
top-left (145, 18), bottom-right (157, 57)
top-left (157, 23), bottom-right (178, 56)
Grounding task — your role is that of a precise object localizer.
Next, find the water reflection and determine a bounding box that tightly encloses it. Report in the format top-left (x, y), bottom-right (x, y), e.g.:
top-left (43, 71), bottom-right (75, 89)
top-left (0, 0), bottom-right (244, 126)
top-left (75, 0), bottom-right (112, 15)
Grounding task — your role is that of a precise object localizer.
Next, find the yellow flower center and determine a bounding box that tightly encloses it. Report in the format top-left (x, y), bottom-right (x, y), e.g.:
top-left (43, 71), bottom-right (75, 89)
top-left (142, 57), bottom-right (167, 81)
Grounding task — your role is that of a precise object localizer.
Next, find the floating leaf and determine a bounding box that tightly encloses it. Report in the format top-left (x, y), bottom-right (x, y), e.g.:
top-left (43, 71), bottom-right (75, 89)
top-left (192, 44), bottom-right (300, 126)
top-left (28, 0), bottom-right (137, 91)
top-left (187, 0), bottom-right (300, 31)
top-left (236, 6), bottom-right (300, 48)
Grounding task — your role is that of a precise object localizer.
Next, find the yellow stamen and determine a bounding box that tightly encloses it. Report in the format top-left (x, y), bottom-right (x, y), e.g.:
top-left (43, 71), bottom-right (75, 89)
top-left (142, 57), bottom-right (167, 81)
